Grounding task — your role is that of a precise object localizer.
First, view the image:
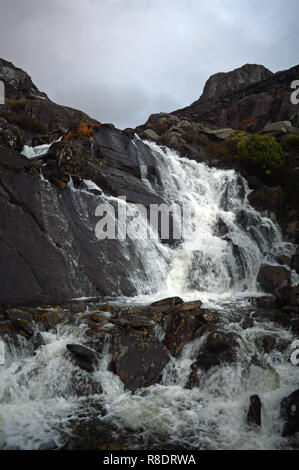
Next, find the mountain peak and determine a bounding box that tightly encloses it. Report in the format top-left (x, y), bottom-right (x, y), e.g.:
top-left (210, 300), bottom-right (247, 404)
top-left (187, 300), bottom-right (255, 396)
top-left (199, 63), bottom-right (273, 101)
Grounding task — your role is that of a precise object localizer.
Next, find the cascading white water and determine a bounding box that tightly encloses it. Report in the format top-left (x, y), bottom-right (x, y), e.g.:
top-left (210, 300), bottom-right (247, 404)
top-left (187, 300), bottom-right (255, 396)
top-left (0, 139), bottom-right (298, 450)
top-left (142, 141), bottom-right (294, 301)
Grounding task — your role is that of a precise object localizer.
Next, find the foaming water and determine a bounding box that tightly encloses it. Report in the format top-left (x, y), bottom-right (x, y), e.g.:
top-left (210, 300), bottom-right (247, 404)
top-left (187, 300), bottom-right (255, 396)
top-left (0, 140), bottom-right (298, 449)
top-left (144, 141), bottom-right (294, 300)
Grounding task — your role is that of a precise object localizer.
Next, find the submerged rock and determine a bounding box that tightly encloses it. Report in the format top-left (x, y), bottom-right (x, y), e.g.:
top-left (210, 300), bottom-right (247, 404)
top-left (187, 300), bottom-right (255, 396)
top-left (66, 344), bottom-right (98, 372)
top-left (247, 394), bottom-right (262, 426)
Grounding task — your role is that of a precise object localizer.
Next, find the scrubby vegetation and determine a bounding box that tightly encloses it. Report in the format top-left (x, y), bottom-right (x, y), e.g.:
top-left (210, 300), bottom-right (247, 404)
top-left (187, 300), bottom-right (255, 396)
top-left (65, 121), bottom-right (99, 140)
top-left (236, 134), bottom-right (285, 174)
top-left (281, 134), bottom-right (299, 153)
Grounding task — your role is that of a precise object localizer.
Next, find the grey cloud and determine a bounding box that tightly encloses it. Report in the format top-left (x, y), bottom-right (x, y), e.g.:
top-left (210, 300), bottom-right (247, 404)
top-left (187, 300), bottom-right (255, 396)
top-left (0, 0), bottom-right (298, 128)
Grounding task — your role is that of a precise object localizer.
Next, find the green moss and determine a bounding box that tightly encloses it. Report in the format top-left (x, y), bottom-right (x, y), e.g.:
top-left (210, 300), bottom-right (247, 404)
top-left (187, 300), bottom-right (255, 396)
top-left (236, 134), bottom-right (285, 174)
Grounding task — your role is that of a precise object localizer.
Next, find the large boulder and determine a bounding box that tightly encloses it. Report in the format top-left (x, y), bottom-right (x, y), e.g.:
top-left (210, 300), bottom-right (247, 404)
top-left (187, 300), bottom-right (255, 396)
top-left (109, 327), bottom-right (169, 391)
top-left (263, 121), bottom-right (294, 135)
top-left (66, 344), bottom-right (98, 372)
top-left (163, 307), bottom-right (206, 358)
top-left (251, 295), bottom-right (277, 309)
top-left (276, 284), bottom-right (299, 307)
top-left (194, 331), bottom-right (238, 371)
top-left (257, 264), bottom-right (291, 295)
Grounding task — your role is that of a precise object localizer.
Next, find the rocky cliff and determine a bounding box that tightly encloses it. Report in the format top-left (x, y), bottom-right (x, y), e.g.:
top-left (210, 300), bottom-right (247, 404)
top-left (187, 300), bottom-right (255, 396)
top-left (136, 63), bottom-right (299, 241)
top-left (0, 59), bottom-right (171, 303)
top-left (199, 63), bottom-right (273, 102)
top-left (172, 63), bottom-right (299, 130)
top-left (0, 59), bottom-right (298, 304)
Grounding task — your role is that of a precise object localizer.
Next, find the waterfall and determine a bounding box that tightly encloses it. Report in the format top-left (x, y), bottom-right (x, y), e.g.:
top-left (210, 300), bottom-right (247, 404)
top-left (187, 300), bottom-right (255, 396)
top-left (0, 139), bottom-right (297, 450)
top-left (121, 140), bottom-right (294, 302)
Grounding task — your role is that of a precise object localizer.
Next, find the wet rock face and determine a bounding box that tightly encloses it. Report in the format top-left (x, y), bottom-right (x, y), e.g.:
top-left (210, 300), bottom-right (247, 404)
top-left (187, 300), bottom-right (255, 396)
top-left (109, 327), bottom-right (169, 391)
top-left (257, 264), bottom-right (291, 296)
top-left (66, 344), bottom-right (98, 372)
top-left (0, 298), bottom-right (219, 393)
top-left (251, 295), bottom-right (277, 309)
top-left (194, 331), bottom-right (238, 371)
top-left (0, 137), bottom-right (165, 303)
top-left (102, 299), bottom-right (216, 390)
top-left (248, 186), bottom-right (285, 218)
top-left (292, 247), bottom-right (299, 274)
top-left (0, 114), bottom-right (183, 303)
top-left (163, 304), bottom-right (215, 358)
top-left (280, 388), bottom-right (299, 437)
top-left (247, 394), bottom-right (262, 426)
top-left (276, 284), bottom-right (299, 308)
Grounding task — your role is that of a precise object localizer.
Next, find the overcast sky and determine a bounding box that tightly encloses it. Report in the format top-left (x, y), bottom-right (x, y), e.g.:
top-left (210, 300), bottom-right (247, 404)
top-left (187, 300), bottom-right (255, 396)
top-left (0, 0), bottom-right (298, 128)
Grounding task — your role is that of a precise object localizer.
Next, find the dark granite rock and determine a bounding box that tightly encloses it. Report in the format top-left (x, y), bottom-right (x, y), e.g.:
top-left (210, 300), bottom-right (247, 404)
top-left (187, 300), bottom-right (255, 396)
top-left (280, 388), bottom-right (299, 437)
top-left (66, 344), bottom-right (98, 372)
top-left (109, 327), bottom-right (169, 391)
top-left (151, 296), bottom-right (183, 307)
top-left (257, 264), bottom-right (291, 296)
top-left (291, 247), bottom-right (299, 274)
top-left (247, 394), bottom-right (262, 426)
top-left (251, 295), bottom-right (277, 309)
top-left (195, 331), bottom-right (238, 371)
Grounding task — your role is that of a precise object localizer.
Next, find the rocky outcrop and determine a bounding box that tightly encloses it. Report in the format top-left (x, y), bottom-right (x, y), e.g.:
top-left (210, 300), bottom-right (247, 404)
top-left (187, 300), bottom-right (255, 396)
top-left (135, 63), bottom-right (299, 239)
top-left (192, 331), bottom-right (237, 372)
top-left (199, 64), bottom-right (273, 102)
top-left (0, 60), bottom-right (182, 303)
top-left (257, 264), bottom-right (291, 296)
top-left (0, 58), bottom-right (97, 147)
top-left (0, 298), bottom-right (219, 392)
top-left (109, 327), bottom-right (169, 391)
top-left (171, 64), bottom-right (299, 132)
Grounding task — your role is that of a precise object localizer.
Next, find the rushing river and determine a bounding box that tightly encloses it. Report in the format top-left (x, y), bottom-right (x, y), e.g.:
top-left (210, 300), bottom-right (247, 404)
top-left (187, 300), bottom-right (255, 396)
top-left (0, 141), bottom-right (298, 449)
